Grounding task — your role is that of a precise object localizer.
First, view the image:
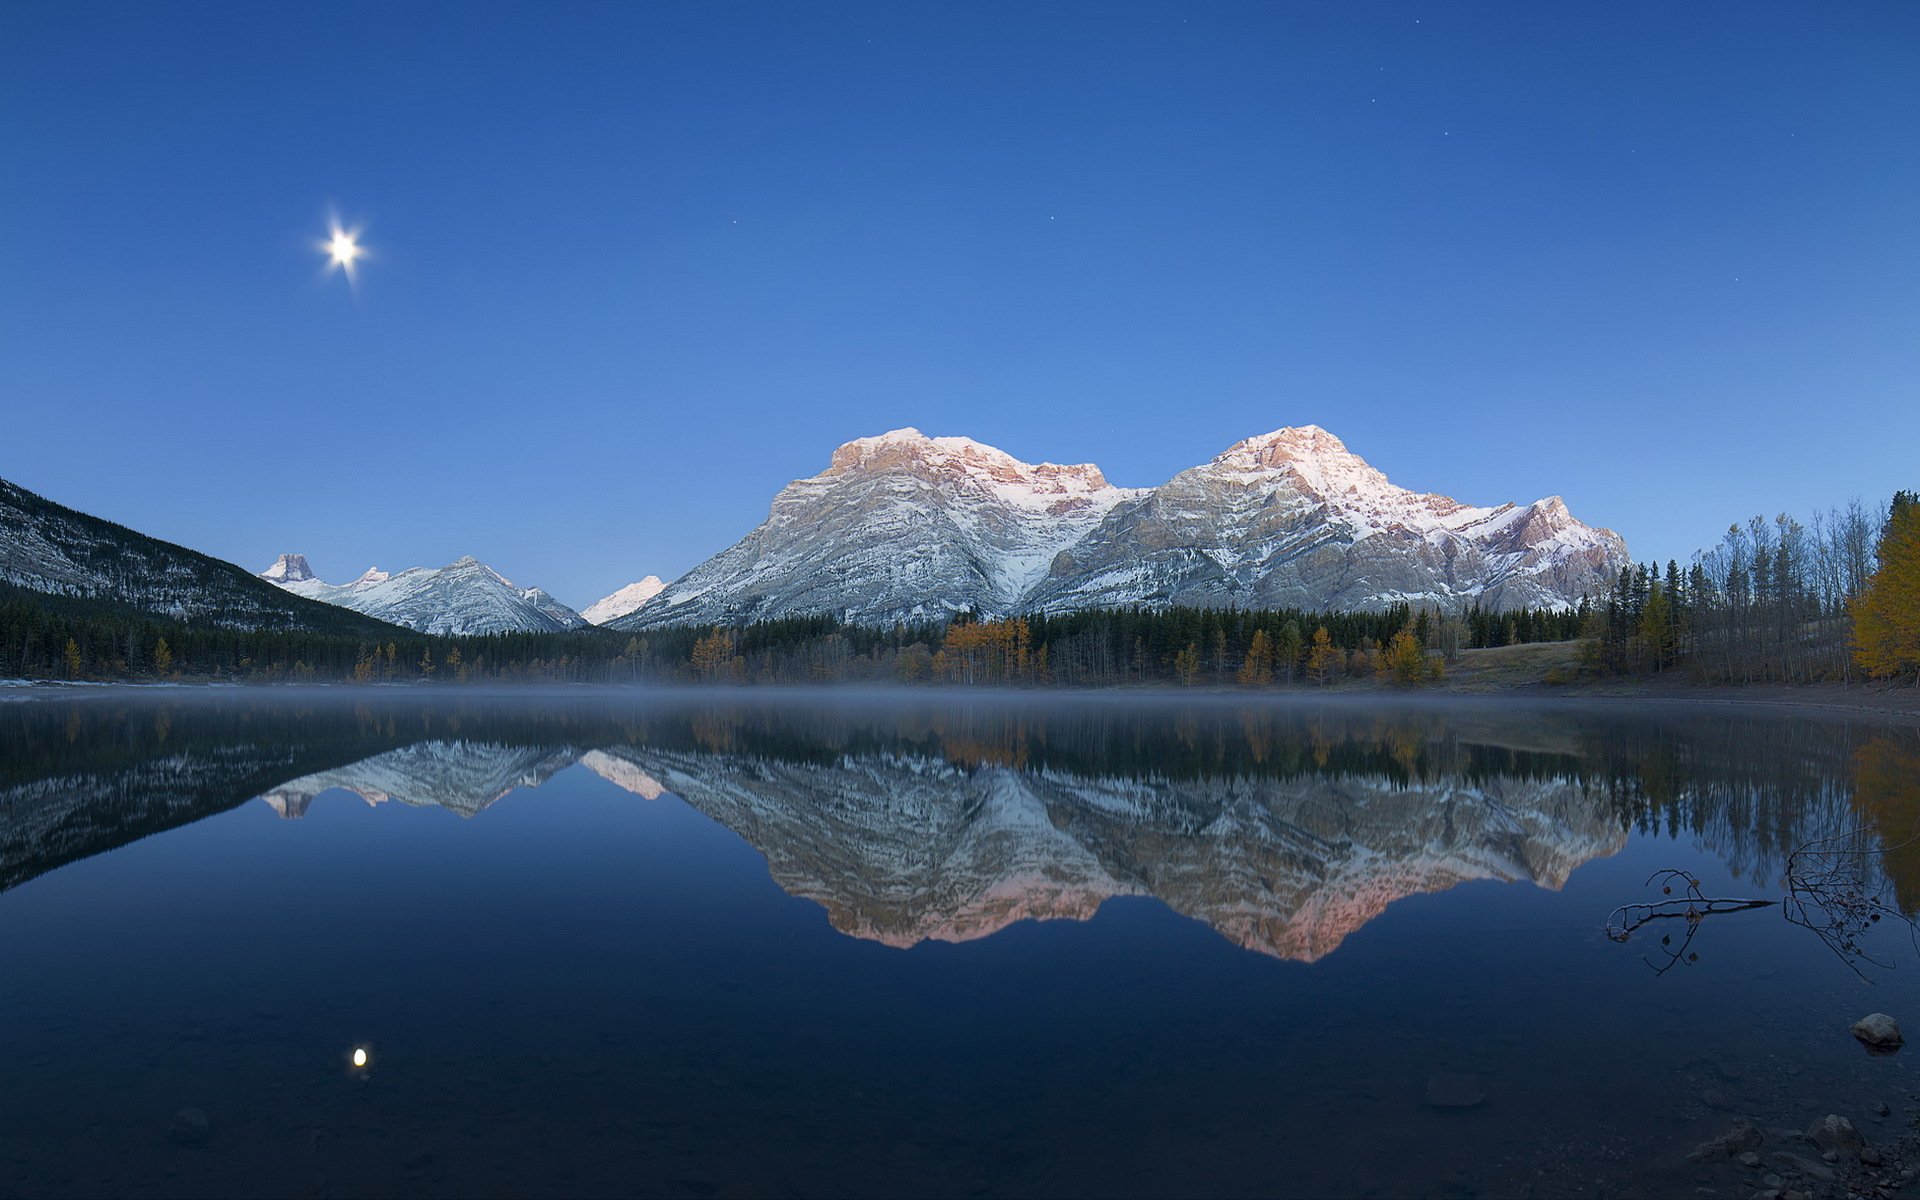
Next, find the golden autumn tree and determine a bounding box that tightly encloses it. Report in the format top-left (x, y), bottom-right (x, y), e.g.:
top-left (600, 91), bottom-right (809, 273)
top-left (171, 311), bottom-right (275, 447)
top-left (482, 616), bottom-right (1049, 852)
top-left (1237, 629), bottom-right (1275, 686)
top-left (690, 628), bottom-right (738, 680)
top-left (152, 638), bottom-right (172, 675)
top-left (1306, 626), bottom-right (1341, 685)
top-left (1852, 494), bottom-right (1920, 684)
top-left (1385, 629), bottom-right (1434, 685)
top-left (1173, 642), bottom-right (1201, 686)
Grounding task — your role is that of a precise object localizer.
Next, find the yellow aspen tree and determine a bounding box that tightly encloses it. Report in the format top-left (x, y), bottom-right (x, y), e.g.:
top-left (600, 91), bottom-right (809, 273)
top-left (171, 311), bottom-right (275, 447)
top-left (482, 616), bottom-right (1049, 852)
top-left (1306, 626), bottom-right (1341, 685)
top-left (1174, 642), bottom-right (1201, 686)
top-left (1851, 498), bottom-right (1920, 683)
top-left (1237, 629), bottom-right (1275, 687)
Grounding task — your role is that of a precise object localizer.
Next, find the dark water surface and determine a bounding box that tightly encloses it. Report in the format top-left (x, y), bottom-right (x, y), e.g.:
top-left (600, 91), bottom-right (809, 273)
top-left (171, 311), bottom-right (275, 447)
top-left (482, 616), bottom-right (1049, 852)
top-left (4, 689), bottom-right (1920, 1199)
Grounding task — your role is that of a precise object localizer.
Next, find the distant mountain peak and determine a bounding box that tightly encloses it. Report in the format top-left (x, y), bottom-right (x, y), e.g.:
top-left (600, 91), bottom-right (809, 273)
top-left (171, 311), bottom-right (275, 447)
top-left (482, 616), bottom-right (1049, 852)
top-left (261, 553), bottom-right (587, 635)
top-left (582, 577), bottom-right (667, 626)
top-left (260, 553), bottom-right (316, 583)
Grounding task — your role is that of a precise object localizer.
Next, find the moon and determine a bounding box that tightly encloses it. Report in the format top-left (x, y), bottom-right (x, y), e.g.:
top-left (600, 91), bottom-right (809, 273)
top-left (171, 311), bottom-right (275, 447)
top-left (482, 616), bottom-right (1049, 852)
top-left (321, 221), bottom-right (367, 282)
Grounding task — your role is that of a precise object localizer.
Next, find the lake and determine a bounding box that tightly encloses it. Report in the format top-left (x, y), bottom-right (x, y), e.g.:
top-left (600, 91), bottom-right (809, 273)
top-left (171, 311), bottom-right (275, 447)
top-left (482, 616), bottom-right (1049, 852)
top-left (3, 689), bottom-right (1918, 1199)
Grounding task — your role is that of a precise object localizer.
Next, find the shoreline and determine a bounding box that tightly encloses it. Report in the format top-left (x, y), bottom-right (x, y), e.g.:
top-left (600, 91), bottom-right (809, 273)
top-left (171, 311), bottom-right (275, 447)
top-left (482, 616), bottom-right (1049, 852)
top-left (4, 674), bottom-right (1918, 724)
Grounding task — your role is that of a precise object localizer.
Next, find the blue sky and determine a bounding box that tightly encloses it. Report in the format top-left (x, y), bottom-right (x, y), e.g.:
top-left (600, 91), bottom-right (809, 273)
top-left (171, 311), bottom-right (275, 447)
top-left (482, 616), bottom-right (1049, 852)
top-left (2, 2), bottom-right (1915, 608)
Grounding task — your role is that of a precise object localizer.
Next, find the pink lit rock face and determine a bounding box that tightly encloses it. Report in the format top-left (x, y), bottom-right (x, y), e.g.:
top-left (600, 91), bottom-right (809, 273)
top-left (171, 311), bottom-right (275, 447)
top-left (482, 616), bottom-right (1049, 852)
top-left (1029, 426), bottom-right (1628, 614)
top-left (615, 425), bottom-right (1627, 630)
top-left (621, 428), bottom-right (1145, 629)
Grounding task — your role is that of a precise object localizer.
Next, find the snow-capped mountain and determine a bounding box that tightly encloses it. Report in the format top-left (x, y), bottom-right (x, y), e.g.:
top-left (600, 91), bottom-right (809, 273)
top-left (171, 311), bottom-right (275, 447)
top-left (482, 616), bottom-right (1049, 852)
top-left (260, 554), bottom-right (589, 636)
top-left (581, 577), bottom-right (666, 625)
top-left (615, 426), bottom-right (1625, 627)
top-left (1030, 425), bottom-right (1628, 612)
top-left (0, 477), bottom-right (399, 634)
top-left (613, 428), bottom-right (1145, 629)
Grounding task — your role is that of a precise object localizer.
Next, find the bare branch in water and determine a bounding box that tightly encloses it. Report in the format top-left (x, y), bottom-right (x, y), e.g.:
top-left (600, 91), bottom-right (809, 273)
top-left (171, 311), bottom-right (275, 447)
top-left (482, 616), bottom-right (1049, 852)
top-left (1605, 870), bottom-right (1775, 974)
top-left (1606, 826), bottom-right (1920, 980)
top-left (1779, 826), bottom-right (1920, 982)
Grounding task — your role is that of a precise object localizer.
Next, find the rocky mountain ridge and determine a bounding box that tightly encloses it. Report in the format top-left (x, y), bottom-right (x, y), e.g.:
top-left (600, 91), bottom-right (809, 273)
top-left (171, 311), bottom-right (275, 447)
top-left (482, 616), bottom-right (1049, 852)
top-left (615, 425), bottom-right (1627, 629)
top-left (0, 477), bottom-right (402, 635)
top-left (260, 554), bottom-right (589, 636)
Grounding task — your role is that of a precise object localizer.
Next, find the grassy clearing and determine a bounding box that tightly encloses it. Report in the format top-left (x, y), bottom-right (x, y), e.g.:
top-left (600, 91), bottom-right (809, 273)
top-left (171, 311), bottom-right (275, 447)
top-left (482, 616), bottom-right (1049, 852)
top-left (1443, 640), bottom-right (1582, 691)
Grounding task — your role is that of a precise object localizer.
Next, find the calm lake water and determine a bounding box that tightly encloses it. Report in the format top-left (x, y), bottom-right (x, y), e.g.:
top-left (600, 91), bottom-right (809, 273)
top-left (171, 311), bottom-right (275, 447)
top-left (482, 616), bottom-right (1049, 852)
top-left (3, 689), bottom-right (1919, 1199)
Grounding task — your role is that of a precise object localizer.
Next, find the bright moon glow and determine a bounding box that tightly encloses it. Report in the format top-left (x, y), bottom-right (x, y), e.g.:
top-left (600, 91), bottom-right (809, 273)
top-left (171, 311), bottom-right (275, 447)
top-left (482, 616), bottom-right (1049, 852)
top-left (352, 1047), bottom-right (368, 1068)
top-left (319, 220), bottom-right (368, 283)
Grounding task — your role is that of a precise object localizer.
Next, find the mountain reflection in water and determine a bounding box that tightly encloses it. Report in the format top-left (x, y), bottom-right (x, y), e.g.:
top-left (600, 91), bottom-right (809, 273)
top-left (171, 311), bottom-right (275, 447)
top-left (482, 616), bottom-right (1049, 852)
top-left (6, 693), bottom-right (1915, 963)
top-left (8, 691), bottom-right (1920, 1200)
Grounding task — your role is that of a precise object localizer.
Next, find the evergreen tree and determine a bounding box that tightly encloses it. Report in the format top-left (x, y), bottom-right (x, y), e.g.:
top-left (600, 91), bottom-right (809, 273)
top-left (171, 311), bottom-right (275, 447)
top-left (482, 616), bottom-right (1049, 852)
top-left (1276, 621), bottom-right (1304, 684)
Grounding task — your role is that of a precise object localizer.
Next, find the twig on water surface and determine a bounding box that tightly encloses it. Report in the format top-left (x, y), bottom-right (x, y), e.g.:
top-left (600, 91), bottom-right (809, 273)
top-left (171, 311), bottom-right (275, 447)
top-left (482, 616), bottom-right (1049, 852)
top-left (1607, 828), bottom-right (1920, 980)
top-left (1605, 869), bottom-right (1775, 975)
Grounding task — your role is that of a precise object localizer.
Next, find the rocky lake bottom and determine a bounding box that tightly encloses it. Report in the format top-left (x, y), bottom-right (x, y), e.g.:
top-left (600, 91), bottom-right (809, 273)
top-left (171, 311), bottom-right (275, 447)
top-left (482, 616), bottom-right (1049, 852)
top-left (3, 689), bottom-right (1919, 1199)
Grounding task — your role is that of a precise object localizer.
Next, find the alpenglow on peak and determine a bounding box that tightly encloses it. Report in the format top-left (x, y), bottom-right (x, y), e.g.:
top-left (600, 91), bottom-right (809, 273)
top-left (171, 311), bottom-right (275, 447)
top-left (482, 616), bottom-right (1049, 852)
top-left (609, 424), bottom-right (1628, 630)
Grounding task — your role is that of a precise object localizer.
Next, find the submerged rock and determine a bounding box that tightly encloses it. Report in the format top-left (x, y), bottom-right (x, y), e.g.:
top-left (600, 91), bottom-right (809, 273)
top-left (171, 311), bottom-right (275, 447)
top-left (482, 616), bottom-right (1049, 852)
top-left (1688, 1120), bottom-right (1763, 1161)
top-left (1424, 1073), bottom-right (1487, 1108)
top-left (167, 1107), bottom-right (211, 1145)
top-left (1806, 1114), bottom-right (1864, 1157)
top-left (1852, 1013), bottom-right (1903, 1054)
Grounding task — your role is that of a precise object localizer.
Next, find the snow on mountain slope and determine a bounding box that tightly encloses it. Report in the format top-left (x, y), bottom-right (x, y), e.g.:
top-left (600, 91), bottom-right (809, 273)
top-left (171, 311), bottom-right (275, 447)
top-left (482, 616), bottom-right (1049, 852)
top-left (259, 554), bottom-right (589, 635)
top-left (1029, 426), bottom-right (1627, 612)
top-left (613, 428), bottom-right (1144, 629)
top-left (616, 424), bottom-right (1627, 627)
top-left (0, 478), bottom-right (396, 633)
top-left (581, 577), bottom-right (665, 625)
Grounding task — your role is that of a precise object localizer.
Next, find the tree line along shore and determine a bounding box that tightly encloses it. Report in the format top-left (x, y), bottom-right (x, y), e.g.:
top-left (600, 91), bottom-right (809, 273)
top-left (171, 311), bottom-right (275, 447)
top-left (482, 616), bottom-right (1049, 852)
top-left (3, 492), bottom-right (1915, 690)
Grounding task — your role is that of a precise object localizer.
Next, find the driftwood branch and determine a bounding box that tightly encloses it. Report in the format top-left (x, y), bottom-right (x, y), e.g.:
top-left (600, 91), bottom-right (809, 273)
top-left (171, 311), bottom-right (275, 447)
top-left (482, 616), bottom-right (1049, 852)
top-left (1605, 869), bottom-right (1776, 974)
top-left (1607, 828), bottom-right (1920, 980)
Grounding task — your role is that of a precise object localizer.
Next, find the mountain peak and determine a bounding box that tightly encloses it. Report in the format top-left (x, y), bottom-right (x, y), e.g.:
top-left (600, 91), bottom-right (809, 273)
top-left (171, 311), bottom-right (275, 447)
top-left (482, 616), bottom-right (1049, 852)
top-left (826, 429), bottom-right (1114, 492)
top-left (260, 553), bottom-right (316, 583)
top-left (1216, 425), bottom-right (1357, 468)
top-left (619, 422), bottom-right (1628, 627)
top-left (582, 576), bottom-right (668, 626)
top-left (260, 553), bottom-right (587, 634)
